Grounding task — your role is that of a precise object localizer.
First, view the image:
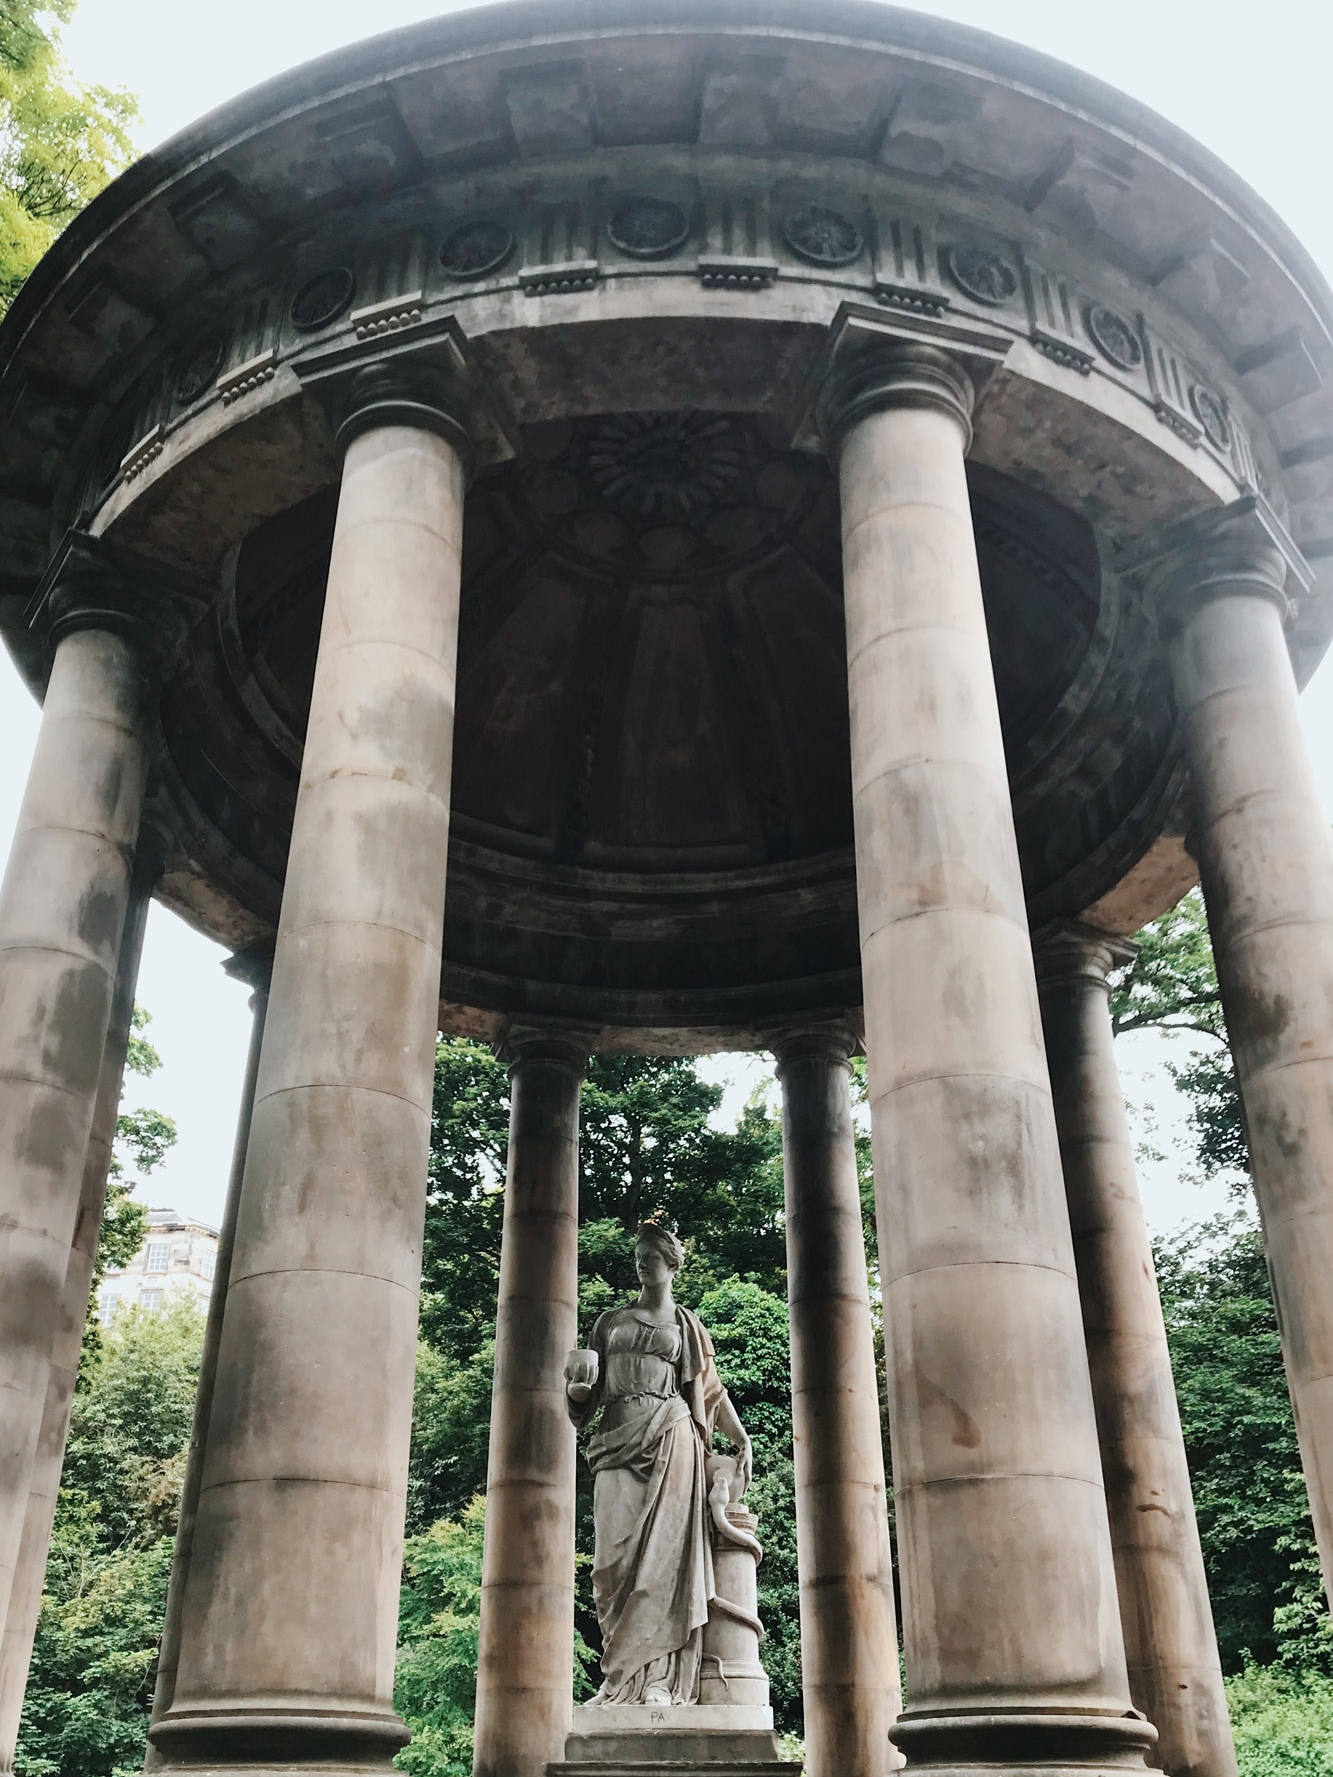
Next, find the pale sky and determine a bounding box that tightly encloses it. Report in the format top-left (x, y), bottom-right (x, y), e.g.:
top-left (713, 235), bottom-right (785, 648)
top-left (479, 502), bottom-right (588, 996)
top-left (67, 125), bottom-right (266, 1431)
top-left (1, 0), bottom-right (1328, 1231)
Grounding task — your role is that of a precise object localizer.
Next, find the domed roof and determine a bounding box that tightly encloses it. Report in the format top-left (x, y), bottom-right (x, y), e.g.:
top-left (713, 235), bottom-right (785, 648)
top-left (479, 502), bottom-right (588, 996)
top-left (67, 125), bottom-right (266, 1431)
top-left (2, 0), bottom-right (1330, 1046)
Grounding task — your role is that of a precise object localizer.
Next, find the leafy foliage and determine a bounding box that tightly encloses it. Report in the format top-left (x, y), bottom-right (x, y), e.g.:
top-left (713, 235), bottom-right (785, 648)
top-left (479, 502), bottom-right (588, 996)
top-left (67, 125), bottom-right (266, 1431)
top-left (697, 1279), bottom-right (801, 1727)
top-left (16, 1527), bottom-right (173, 1777)
top-left (1110, 891), bottom-right (1225, 1042)
top-left (395, 1501), bottom-right (487, 1777)
top-left (61, 1299), bottom-right (205, 1549)
top-left (1225, 1664), bottom-right (1333, 1777)
top-left (17, 1306), bottom-right (203, 1777)
top-left (1110, 890), bottom-right (1250, 1194)
top-left (395, 1498), bottom-right (599, 1777)
top-left (1157, 1219), bottom-right (1332, 1676)
top-left (0, 0), bottom-right (138, 311)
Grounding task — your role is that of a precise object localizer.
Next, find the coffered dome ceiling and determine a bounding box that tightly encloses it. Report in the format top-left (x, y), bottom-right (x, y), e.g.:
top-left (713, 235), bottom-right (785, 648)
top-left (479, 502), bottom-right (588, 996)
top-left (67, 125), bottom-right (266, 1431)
top-left (159, 413), bottom-right (1175, 1042)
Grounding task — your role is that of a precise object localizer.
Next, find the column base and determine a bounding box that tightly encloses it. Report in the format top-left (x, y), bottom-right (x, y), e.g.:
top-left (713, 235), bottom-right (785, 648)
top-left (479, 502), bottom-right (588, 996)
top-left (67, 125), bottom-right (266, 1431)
top-left (148, 1700), bottom-right (409, 1772)
top-left (891, 1711), bottom-right (1159, 1775)
top-left (551, 1703), bottom-right (800, 1777)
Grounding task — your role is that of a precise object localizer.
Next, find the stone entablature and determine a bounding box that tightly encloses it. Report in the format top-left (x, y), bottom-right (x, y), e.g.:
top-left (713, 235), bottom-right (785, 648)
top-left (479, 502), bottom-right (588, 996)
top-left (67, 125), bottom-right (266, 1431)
top-left (80, 156), bottom-right (1267, 528)
top-left (2, 5), bottom-right (1331, 618)
top-left (0, 0), bottom-right (1330, 1042)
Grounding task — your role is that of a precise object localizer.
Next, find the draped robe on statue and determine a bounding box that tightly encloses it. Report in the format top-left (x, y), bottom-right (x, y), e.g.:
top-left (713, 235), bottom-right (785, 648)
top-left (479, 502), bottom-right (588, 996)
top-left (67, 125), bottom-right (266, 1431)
top-left (571, 1305), bottom-right (726, 1703)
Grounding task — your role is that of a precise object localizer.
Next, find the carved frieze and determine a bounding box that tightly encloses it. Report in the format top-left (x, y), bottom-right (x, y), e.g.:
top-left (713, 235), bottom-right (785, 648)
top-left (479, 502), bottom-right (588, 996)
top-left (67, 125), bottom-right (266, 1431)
top-left (174, 336), bottom-right (226, 405)
top-left (1085, 303), bottom-right (1142, 372)
top-left (945, 242), bottom-right (1020, 308)
top-left (76, 159), bottom-right (1266, 516)
top-left (782, 204), bottom-right (864, 268)
top-left (440, 218), bottom-right (516, 280)
top-left (607, 197), bottom-right (691, 260)
top-left (1023, 260), bottom-right (1093, 374)
top-left (290, 268), bottom-right (355, 333)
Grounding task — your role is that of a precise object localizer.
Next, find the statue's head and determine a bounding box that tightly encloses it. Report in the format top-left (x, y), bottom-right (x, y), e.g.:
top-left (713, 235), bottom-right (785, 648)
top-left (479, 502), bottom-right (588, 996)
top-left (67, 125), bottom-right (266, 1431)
top-left (634, 1221), bottom-right (684, 1283)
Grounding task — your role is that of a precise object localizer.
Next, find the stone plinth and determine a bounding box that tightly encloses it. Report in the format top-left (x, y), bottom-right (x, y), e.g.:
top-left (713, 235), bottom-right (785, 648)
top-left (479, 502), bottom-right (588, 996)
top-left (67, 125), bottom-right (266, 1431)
top-left (553, 1703), bottom-right (798, 1777)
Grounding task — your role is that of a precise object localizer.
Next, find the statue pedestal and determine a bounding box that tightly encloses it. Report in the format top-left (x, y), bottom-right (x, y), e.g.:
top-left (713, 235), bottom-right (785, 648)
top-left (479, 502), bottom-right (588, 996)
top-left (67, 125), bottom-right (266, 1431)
top-left (552, 1703), bottom-right (798, 1777)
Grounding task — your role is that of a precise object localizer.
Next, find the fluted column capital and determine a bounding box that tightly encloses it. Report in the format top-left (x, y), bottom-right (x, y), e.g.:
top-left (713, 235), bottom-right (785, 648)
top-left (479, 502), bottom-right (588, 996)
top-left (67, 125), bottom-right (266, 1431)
top-left (222, 938), bottom-right (275, 997)
top-left (26, 533), bottom-right (206, 668)
top-left (1129, 493), bottom-right (1311, 635)
top-left (334, 359), bottom-right (473, 459)
top-left (770, 1018), bottom-right (861, 1074)
top-left (494, 1022), bottom-right (591, 1081)
top-left (1031, 921), bottom-right (1137, 994)
top-left (295, 309), bottom-right (516, 474)
top-left (816, 338), bottom-right (976, 456)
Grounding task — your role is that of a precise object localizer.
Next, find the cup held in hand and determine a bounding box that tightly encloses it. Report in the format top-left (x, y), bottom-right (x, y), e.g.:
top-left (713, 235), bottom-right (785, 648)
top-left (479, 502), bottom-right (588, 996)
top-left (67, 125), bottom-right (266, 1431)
top-left (565, 1347), bottom-right (599, 1388)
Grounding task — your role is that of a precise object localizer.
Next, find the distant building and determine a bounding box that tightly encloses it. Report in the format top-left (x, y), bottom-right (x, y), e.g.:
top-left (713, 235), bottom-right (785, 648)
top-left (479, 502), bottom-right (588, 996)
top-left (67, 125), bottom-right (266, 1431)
top-left (98, 1206), bottom-right (219, 1321)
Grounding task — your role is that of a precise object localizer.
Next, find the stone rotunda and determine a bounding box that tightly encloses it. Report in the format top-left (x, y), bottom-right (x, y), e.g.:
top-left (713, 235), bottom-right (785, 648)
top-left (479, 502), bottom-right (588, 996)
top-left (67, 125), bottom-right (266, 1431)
top-left (1, 5), bottom-right (1333, 1777)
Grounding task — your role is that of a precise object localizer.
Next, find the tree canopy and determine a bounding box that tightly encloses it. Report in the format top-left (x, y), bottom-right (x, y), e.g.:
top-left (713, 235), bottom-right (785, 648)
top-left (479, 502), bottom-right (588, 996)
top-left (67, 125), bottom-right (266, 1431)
top-left (0, 0), bottom-right (137, 310)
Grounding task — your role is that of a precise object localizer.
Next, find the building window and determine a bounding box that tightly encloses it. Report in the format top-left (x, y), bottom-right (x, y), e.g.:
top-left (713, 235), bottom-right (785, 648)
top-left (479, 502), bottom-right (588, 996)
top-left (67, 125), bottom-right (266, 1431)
top-left (140, 1289), bottom-right (163, 1310)
top-left (146, 1241), bottom-right (169, 1272)
top-left (200, 1247), bottom-right (216, 1281)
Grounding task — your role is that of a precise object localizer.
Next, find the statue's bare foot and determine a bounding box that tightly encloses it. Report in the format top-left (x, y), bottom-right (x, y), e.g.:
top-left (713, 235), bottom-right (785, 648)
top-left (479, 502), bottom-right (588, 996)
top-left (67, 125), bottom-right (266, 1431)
top-left (641, 1684), bottom-right (672, 1706)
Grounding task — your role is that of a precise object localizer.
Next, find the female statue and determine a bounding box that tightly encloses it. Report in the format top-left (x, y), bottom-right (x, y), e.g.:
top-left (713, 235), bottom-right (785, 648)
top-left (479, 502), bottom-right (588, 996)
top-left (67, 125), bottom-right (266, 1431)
top-left (564, 1222), bottom-right (753, 1706)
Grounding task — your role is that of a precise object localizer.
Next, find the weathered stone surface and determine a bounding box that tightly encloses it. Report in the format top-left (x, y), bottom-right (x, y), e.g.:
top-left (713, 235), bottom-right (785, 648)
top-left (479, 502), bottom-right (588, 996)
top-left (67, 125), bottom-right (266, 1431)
top-left (1035, 925), bottom-right (1236, 1777)
top-left (1147, 499), bottom-right (1333, 1635)
top-left (828, 343), bottom-right (1153, 1772)
top-left (474, 1034), bottom-right (585, 1777)
top-left (150, 420), bottom-right (465, 1776)
top-left (0, 843), bottom-right (157, 1775)
top-left (0, 623), bottom-right (149, 1647)
top-left (147, 965), bottom-right (269, 1757)
top-left (775, 1026), bottom-right (900, 1777)
top-left (2, 1), bottom-right (1330, 1051)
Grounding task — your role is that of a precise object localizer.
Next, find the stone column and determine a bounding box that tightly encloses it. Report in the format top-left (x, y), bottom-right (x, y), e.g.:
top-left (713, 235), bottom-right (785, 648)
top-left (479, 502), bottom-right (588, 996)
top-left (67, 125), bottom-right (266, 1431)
top-left (1145, 497), bottom-right (1333, 1614)
top-left (146, 950), bottom-right (271, 1756)
top-left (1034, 925), bottom-right (1236, 1777)
top-left (0, 832), bottom-right (160, 1776)
top-left (151, 368), bottom-right (469, 1775)
top-left (773, 1024), bottom-right (901, 1777)
top-left (0, 590), bottom-right (152, 1641)
top-left (819, 338), bottom-right (1155, 1773)
top-left (473, 1031), bottom-right (585, 1777)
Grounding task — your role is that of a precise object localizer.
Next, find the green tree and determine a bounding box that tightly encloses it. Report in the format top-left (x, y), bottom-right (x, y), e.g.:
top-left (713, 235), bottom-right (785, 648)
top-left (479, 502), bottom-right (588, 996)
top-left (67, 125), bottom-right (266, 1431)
top-left (17, 1302), bottom-right (204, 1777)
top-left (1225, 1664), bottom-right (1333, 1777)
top-left (697, 1279), bottom-right (801, 1729)
top-left (18, 997), bottom-right (185, 1777)
top-left (0, 0), bottom-right (138, 310)
top-left (1156, 1219), bottom-right (1332, 1676)
top-left (1113, 894), bottom-right (1332, 1680)
top-left (395, 1497), bottom-right (599, 1777)
top-left (1109, 890), bottom-right (1247, 1192)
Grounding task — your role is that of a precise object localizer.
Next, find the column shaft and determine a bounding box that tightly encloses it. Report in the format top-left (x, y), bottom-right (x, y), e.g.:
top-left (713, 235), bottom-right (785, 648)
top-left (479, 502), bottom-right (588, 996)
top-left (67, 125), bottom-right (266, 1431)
top-left (1162, 527), bottom-right (1333, 1607)
top-left (152, 416), bottom-right (465, 1772)
top-left (0, 624), bottom-right (150, 1636)
top-left (0, 839), bottom-right (157, 1775)
top-left (1036, 931), bottom-right (1236, 1777)
top-left (473, 1036), bottom-right (584, 1777)
top-left (777, 1030), bottom-right (901, 1777)
top-left (147, 972), bottom-right (270, 1751)
top-left (823, 340), bottom-right (1150, 1772)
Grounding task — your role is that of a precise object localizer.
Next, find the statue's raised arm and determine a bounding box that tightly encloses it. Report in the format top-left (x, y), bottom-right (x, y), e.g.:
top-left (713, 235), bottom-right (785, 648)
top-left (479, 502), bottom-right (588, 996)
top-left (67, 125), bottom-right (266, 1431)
top-left (564, 1222), bottom-right (752, 1707)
